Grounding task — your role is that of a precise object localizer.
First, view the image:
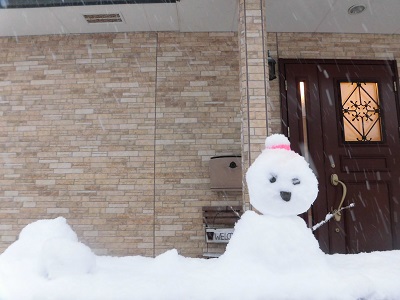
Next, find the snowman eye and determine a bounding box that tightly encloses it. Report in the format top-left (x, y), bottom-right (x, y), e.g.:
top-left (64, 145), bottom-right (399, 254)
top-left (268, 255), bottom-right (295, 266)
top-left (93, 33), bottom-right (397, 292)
top-left (269, 175), bottom-right (277, 183)
top-left (292, 178), bottom-right (300, 185)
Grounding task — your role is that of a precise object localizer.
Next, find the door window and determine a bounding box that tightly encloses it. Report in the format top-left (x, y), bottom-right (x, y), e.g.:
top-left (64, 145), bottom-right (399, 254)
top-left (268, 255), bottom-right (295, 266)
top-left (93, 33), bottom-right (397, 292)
top-left (339, 82), bottom-right (382, 142)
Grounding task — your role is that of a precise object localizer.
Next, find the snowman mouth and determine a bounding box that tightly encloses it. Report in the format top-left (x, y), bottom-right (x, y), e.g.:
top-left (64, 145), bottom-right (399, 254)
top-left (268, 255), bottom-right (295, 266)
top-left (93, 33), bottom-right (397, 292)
top-left (280, 191), bottom-right (291, 202)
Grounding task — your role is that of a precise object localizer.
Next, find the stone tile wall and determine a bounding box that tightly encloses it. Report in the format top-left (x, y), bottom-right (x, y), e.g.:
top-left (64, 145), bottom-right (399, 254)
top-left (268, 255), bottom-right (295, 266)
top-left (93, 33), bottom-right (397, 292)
top-left (155, 32), bottom-right (241, 256)
top-left (239, 0), bottom-right (269, 210)
top-left (1, 30), bottom-right (400, 257)
top-left (0, 32), bottom-right (241, 257)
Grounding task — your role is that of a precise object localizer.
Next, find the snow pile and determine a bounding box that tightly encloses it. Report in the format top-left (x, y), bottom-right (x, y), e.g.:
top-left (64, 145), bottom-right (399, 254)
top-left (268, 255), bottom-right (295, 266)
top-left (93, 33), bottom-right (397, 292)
top-left (0, 135), bottom-right (400, 299)
top-left (1, 216), bottom-right (399, 300)
top-left (0, 217), bottom-right (97, 299)
top-left (40, 237), bottom-right (96, 279)
top-left (2, 217), bottom-right (78, 262)
top-left (0, 217), bottom-right (96, 280)
top-left (0, 216), bottom-right (400, 300)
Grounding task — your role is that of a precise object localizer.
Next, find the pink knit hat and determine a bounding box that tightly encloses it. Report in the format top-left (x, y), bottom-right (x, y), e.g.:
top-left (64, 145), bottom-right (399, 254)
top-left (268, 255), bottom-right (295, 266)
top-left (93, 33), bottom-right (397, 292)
top-left (265, 134), bottom-right (291, 151)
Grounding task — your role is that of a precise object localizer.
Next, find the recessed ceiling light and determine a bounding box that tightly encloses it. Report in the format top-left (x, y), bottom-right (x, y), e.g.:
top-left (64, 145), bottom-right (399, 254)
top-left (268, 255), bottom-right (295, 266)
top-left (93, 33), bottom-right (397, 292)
top-left (348, 4), bottom-right (366, 15)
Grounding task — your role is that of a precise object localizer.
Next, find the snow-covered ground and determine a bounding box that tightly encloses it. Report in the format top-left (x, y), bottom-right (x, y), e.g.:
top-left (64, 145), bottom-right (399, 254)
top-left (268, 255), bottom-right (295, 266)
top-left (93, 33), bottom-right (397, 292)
top-left (1, 134), bottom-right (399, 300)
top-left (0, 216), bottom-right (400, 300)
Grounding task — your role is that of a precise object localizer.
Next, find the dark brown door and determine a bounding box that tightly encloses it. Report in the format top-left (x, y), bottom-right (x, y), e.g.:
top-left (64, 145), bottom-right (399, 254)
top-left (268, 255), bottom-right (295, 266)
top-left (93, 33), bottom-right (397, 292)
top-left (281, 60), bottom-right (400, 254)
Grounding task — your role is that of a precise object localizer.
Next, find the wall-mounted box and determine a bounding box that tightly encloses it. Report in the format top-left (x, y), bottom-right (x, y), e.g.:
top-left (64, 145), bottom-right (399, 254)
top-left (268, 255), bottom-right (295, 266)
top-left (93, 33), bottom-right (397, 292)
top-left (209, 155), bottom-right (242, 191)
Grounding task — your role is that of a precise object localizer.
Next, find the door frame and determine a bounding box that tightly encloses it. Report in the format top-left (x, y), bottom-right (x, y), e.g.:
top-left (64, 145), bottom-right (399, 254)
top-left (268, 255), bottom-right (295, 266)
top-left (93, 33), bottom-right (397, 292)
top-left (279, 59), bottom-right (400, 137)
top-left (278, 59), bottom-right (400, 253)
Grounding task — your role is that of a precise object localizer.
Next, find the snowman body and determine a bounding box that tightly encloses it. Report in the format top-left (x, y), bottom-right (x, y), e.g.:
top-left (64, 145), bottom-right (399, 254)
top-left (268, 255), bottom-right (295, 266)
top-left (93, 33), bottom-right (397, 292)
top-left (222, 134), bottom-right (325, 268)
top-left (223, 211), bottom-right (324, 270)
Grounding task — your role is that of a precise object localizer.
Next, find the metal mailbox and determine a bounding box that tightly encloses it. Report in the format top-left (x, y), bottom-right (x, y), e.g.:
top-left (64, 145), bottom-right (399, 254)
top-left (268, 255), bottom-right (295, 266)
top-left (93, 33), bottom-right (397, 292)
top-left (209, 155), bottom-right (242, 191)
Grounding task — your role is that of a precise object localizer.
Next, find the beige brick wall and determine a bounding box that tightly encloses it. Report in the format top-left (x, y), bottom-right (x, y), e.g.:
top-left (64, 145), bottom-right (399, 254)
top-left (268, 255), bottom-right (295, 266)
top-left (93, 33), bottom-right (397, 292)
top-left (0, 32), bottom-right (241, 257)
top-left (2, 30), bottom-right (399, 257)
top-left (239, 0), bottom-right (269, 210)
top-left (267, 32), bottom-right (400, 135)
top-left (155, 32), bottom-right (241, 256)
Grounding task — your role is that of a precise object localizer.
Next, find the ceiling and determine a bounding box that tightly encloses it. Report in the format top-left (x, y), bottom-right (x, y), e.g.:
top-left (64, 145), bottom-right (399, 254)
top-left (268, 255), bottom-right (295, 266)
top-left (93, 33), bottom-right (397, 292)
top-left (0, 0), bottom-right (400, 37)
top-left (266, 0), bottom-right (400, 34)
top-left (0, 0), bottom-right (238, 36)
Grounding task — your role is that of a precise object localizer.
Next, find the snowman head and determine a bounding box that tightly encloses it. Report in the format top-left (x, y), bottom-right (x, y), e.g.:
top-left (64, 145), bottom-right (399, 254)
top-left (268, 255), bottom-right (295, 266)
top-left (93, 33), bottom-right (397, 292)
top-left (246, 134), bottom-right (318, 217)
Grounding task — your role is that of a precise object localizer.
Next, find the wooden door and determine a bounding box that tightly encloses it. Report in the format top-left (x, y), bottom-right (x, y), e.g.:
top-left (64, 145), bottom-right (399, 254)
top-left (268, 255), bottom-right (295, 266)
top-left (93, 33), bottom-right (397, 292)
top-left (281, 60), bottom-right (400, 254)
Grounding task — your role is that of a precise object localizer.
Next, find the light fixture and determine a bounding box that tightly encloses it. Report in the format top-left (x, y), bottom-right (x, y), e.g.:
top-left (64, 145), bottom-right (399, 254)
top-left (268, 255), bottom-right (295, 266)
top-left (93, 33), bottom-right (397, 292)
top-left (348, 4), bottom-right (366, 15)
top-left (268, 51), bottom-right (277, 81)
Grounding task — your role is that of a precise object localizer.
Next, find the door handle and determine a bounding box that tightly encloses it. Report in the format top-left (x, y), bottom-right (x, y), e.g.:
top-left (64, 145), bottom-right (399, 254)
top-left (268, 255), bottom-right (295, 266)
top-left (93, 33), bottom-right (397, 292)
top-left (330, 174), bottom-right (347, 222)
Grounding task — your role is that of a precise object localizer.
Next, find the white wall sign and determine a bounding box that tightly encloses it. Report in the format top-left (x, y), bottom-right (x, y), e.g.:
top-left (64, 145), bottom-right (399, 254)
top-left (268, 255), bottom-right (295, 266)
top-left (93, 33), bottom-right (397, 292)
top-left (205, 228), bottom-right (234, 244)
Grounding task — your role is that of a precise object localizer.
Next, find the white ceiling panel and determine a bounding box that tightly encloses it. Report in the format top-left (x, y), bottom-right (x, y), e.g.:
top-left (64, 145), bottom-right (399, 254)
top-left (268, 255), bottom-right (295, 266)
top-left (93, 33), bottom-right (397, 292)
top-left (317, 0), bottom-right (400, 34)
top-left (0, 8), bottom-right (65, 36)
top-left (177, 0), bottom-right (237, 32)
top-left (231, 1), bottom-right (238, 31)
top-left (143, 3), bottom-right (179, 31)
top-left (51, 4), bottom-right (150, 34)
top-left (265, 0), bottom-right (335, 33)
top-left (264, 0), bottom-right (400, 34)
top-left (2, 0), bottom-right (400, 36)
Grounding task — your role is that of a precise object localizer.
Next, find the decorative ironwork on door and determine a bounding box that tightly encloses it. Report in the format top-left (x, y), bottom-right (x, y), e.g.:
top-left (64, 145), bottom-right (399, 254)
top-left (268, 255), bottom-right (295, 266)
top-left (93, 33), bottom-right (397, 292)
top-left (339, 82), bottom-right (382, 142)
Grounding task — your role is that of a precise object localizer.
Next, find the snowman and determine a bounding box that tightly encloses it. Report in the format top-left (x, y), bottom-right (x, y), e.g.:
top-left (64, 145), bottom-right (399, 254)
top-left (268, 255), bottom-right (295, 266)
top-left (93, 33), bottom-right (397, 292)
top-left (221, 134), bottom-right (325, 269)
